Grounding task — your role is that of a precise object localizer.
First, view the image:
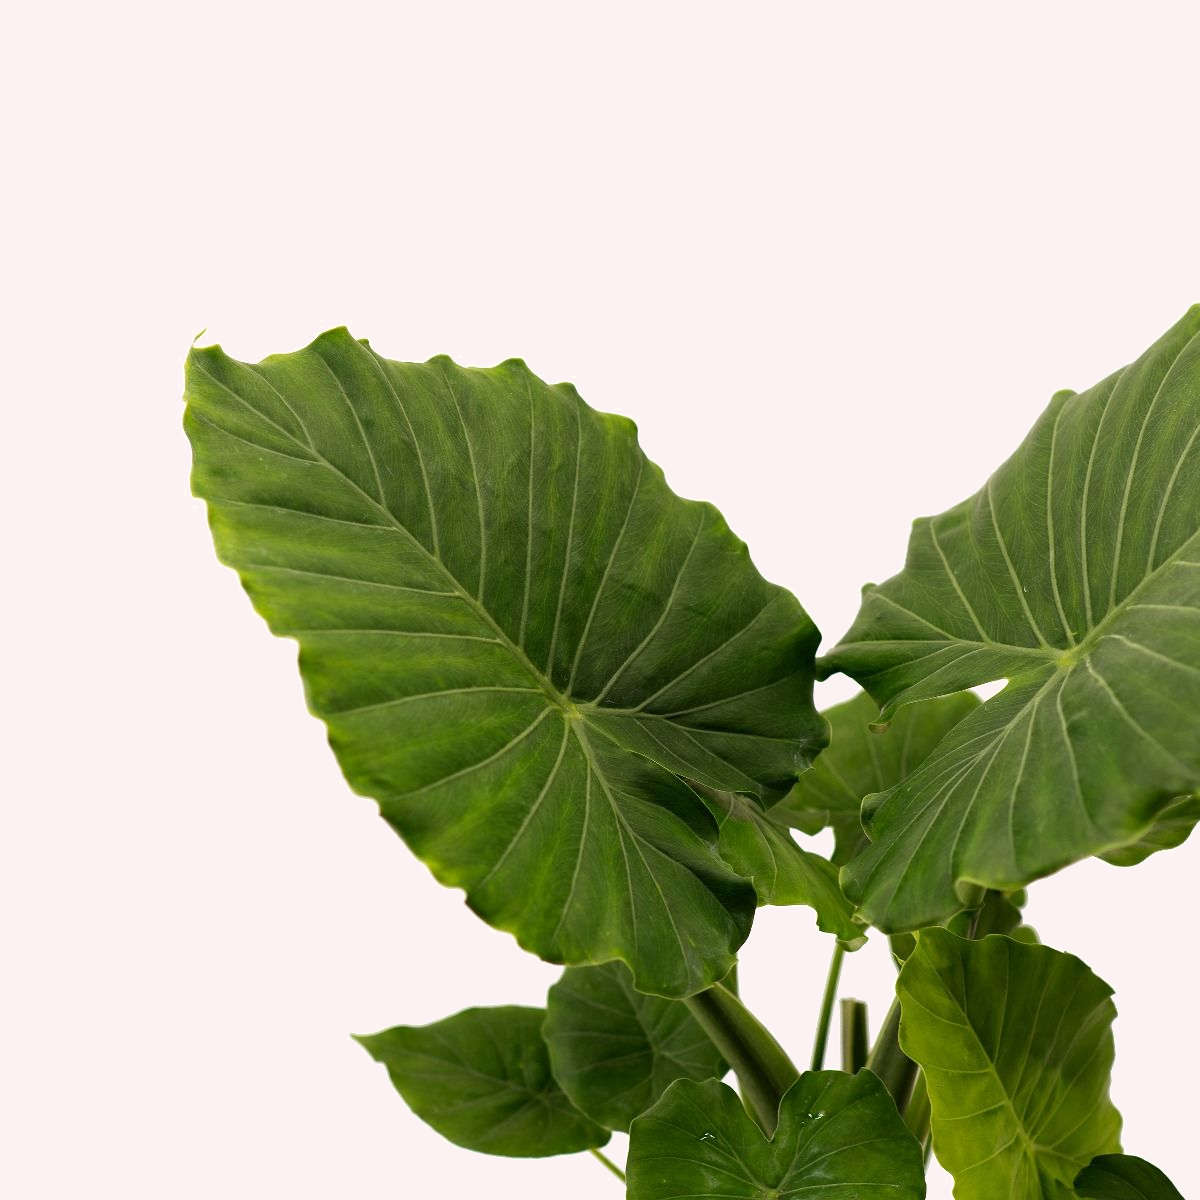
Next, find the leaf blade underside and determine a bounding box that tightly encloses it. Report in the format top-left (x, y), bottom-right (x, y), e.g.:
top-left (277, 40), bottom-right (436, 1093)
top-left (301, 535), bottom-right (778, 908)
top-left (185, 330), bottom-right (825, 995)
top-left (820, 308), bottom-right (1200, 932)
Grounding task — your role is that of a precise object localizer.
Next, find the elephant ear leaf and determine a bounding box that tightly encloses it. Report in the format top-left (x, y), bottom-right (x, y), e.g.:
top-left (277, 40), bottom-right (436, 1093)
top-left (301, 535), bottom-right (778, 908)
top-left (185, 330), bottom-right (827, 996)
top-left (821, 308), bottom-right (1200, 932)
top-left (774, 689), bottom-right (979, 865)
top-left (1075, 1153), bottom-right (1184, 1199)
top-left (543, 961), bottom-right (727, 1132)
top-left (355, 1006), bottom-right (608, 1157)
top-left (898, 929), bottom-right (1121, 1200)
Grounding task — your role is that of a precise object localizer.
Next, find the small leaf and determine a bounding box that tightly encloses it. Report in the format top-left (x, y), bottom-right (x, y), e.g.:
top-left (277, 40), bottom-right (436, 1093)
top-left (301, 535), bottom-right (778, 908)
top-left (543, 961), bottom-right (727, 1131)
top-left (1100, 793), bottom-right (1200, 867)
top-left (1075, 1154), bottom-right (1185, 1199)
top-left (626, 1072), bottom-right (925, 1200)
top-left (699, 787), bottom-right (865, 946)
top-left (774, 690), bottom-right (979, 864)
top-left (185, 331), bottom-right (828, 995)
top-left (356, 1006), bottom-right (608, 1157)
top-left (898, 930), bottom-right (1121, 1199)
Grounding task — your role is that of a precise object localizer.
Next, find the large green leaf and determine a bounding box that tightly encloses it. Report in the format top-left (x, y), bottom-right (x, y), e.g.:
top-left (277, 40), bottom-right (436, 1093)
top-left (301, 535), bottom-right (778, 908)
top-left (355, 1006), bottom-right (608, 1157)
top-left (775, 690), bottom-right (979, 865)
top-left (543, 961), bottom-right (727, 1132)
top-left (898, 929), bottom-right (1121, 1199)
top-left (1074, 1154), bottom-right (1184, 1199)
top-left (626, 1072), bottom-right (925, 1200)
top-left (821, 308), bottom-right (1200, 931)
top-left (185, 330), bottom-right (826, 995)
top-left (696, 786), bottom-right (864, 945)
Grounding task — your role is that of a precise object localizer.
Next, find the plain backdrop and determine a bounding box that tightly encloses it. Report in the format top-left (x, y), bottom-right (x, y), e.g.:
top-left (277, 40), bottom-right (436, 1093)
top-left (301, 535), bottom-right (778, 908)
top-left (3, 3), bottom-right (1198, 1197)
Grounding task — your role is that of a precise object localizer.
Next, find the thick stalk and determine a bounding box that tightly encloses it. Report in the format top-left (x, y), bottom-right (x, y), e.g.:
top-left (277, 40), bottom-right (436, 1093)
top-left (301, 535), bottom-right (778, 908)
top-left (903, 1071), bottom-right (933, 1165)
top-left (865, 997), bottom-right (919, 1112)
top-left (810, 943), bottom-right (845, 1070)
top-left (684, 982), bottom-right (799, 1134)
top-left (840, 998), bottom-right (870, 1073)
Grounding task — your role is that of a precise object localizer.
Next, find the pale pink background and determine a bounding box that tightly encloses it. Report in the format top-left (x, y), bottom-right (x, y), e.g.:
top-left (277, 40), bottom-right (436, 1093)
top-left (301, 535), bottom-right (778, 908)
top-left (4, 3), bottom-right (1198, 1197)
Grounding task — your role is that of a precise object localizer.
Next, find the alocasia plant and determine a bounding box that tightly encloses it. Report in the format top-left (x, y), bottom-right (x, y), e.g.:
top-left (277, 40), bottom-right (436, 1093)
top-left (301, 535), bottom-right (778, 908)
top-left (184, 306), bottom-right (1200, 1197)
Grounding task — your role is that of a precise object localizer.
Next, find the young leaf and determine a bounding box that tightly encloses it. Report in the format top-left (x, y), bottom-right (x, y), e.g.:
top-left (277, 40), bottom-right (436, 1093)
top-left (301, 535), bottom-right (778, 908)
top-left (698, 788), bottom-right (865, 946)
top-left (355, 1006), bottom-right (608, 1157)
top-left (1075, 1154), bottom-right (1184, 1199)
top-left (821, 308), bottom-right (1200, 932)
top-left (898, 929), bottom-right (1121, 1199)
top-left (626, 1072), bottom-right (926, 1200)
top-left (774, 690), bottom-right (979, 865)
top-left (1099, 793), bottom-right (1200, 867)
top-left (543, 961), bottom-right (727, 1132)
top-left (185, 331), bottom-right (827, 995)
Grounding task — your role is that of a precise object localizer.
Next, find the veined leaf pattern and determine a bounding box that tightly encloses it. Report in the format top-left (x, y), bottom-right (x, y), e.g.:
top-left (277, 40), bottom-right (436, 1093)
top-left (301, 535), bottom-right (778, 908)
top-left (821, 308), bottom-right (1200, 931)
top-left (898, 930), bottom-right (1121, 1199)
top-left (185, 329), bottom-right (824, 995)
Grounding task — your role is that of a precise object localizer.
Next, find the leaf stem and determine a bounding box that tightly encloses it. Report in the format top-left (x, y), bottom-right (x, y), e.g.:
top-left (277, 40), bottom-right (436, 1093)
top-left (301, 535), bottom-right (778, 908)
top-left (903, 1071), bottom-right (934, 1165)
top-left (810, 943), bottom-right (845, 1070)
top-left (684, 981), bottom-right (799, 1134)
top-left (864, 997), bottom-right (919, 1111)
top-left (840, 998), bottom-right (870, 1073)
top-left (588, 1148), bottom-right (626, 1183)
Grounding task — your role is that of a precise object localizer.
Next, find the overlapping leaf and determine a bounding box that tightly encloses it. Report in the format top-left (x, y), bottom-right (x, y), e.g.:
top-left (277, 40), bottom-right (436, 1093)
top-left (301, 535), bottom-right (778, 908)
top-left (1074, 1154), bottom-right (1184, 1199)
top-left (356, 1006), bottom-right (608, 1156)
top-left (898, 930), bottom-right (1121, 1199)
top-left (627, 1071), bottom-right (925, 1200)
top-left (543, 961), bottom-right (727, 1131)
top-left (775, 690), bottom-right (979, 864)
top-left (821, 308), bottom-right (1200, 931)
top-left (186, 330), bottom-right (826, 995)
top-left (695, 786), bottom-right (864, 945)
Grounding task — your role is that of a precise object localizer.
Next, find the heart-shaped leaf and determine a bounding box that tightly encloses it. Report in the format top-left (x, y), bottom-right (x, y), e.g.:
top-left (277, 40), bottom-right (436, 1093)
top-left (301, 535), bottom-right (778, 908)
top-left (898, 929), bottom-right (1121, 1199)
top-left (821, 308), bottom-right (1200, 931)
top-left (1074, 1154), bottom-right (1184, 1199)
top-left (355, 1006), bottom-right (608, 1157)
top-left (775, 690), bottom-right (979, 865)
top-left (627, 1071), bottom-right (925, 1199)
top-left (186, 330), bottom-right (826, 995)
top-left (699, 787), bottom-right (864, 946)
top-left (543, 961), bottom-right (727, 1132)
